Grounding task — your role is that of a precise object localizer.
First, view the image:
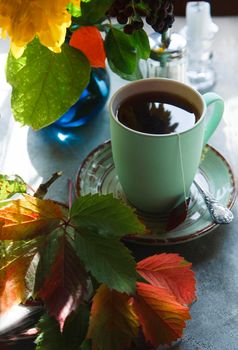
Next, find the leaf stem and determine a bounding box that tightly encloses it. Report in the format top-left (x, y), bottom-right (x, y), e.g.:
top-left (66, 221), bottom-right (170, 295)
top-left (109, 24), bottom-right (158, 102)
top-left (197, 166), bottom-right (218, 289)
top-left (68, 178), bottom-right (73, 209)
top-left (34, 171), bottom-right (63, 199)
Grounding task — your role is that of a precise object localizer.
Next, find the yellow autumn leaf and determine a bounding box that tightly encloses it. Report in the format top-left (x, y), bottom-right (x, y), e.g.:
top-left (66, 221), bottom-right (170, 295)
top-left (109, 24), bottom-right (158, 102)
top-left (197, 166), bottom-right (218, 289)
top-left (0, 194), bottom-right (65, 240)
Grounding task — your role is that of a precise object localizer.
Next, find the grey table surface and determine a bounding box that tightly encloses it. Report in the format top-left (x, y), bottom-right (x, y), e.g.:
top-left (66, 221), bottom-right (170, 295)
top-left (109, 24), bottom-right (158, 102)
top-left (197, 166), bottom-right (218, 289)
top-left (1, 17), bottom-right (238, 350)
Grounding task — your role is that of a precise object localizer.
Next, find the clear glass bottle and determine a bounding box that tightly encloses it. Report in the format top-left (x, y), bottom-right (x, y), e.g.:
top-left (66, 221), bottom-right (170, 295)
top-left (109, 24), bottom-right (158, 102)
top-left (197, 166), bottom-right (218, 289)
top-left (140, 30), bottom-right (187, 83)
top-left (181, 1), bottom-right (218, 92)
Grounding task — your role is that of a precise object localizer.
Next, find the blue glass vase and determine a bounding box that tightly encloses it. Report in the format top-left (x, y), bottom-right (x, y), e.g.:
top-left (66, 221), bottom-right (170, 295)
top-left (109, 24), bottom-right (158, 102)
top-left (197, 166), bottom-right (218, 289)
top-left (54, 68), bottom-right (110, 128)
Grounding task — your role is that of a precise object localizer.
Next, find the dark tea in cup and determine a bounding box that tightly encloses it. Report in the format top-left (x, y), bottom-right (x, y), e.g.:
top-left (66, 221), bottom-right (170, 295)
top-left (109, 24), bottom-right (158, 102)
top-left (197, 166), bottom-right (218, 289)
top-left (116, 91), bottom-right (200, 134)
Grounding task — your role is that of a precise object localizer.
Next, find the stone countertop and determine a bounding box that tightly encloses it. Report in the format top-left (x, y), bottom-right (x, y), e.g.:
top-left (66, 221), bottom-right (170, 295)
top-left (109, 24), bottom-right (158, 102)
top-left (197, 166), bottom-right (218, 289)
top-left (1, 17), bottom-right (238, 350)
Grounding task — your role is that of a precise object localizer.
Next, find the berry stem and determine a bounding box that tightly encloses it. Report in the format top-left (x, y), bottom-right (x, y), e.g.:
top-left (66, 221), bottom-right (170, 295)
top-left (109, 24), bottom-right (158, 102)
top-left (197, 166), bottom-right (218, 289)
top-left (161, 29), bottom-right (171, 49)
top-left (157, 29), bottom-right (171, 76)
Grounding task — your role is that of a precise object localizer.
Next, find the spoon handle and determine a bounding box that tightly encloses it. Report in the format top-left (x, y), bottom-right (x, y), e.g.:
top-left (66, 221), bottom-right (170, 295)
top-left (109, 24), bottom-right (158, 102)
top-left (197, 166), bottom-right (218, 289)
top-left (194, 180), bottom-right (234, 224)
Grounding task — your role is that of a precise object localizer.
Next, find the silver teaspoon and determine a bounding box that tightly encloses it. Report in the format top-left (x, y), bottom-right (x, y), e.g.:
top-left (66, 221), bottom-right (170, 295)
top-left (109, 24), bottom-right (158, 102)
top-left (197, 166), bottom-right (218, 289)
top-left (194, 180), bottom-right (234, 224)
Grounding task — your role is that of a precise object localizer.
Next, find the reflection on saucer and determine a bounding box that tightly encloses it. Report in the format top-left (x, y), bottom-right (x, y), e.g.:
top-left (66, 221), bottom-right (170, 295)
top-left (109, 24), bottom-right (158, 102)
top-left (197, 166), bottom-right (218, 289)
top-left (76, 141), bottom-right (236, 246)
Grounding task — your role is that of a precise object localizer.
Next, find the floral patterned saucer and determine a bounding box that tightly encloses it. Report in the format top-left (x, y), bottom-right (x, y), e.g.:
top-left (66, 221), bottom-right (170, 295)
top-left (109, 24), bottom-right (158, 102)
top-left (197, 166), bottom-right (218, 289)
top-left (76, 140), bottom-right (236, 246)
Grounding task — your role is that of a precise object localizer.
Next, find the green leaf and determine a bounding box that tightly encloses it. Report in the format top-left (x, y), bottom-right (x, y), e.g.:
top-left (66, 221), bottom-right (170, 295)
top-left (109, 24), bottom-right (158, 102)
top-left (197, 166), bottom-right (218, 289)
top-left (35, 306), bottom-right (90, 350)
top-left (70, 194), bottom-right (144, 238)
top-left (108, 58), bottom-right (143, 81)
top-left (68, 3), bottom-right (81, 17)
top-left (6, 39), bottom-right (91, 130)
top-left (0, 175), bottom-right (27, 201)
top-left (105, 27), bottom-right (151, 80)
top-left (75, 231), bottom-right (136, 293)
top-left (80, 340), bottom-right (92, 350)
top-left (132, 29), bottom-right (150, 60)
top-left (105, 28), bottom-right (138, 76)
top-left (77, 0), bottom-right (114, 25)
top-left (35, 314), bottom-right (62, 350)
top-left (63, 304), bottom-right (90, 349)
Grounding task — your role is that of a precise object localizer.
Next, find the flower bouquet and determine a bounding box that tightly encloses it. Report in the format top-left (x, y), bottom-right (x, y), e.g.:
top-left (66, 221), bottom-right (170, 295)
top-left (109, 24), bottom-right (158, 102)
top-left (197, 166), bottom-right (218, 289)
top-left (0, 0), bottom-right (175, 130)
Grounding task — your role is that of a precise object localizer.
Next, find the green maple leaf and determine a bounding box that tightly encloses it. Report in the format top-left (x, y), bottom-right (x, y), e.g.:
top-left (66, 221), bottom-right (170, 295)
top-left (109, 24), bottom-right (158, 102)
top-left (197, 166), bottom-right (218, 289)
top-left (75, 231), bottom-right (137, 294)
top-left (70, 194), bottom-right (144, 294)
top-left (70, 194), bottom-right (144, 238)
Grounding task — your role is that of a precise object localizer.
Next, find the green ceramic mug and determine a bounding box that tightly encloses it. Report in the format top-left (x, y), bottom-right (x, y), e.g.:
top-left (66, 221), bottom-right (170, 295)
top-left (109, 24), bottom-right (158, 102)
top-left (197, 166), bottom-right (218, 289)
top-left (109, 78), bottom-right (224, 213)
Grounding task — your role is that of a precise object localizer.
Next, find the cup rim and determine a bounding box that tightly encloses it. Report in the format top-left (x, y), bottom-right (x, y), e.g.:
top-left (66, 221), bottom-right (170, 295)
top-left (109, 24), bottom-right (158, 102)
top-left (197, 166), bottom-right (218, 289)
top-left (109, 77), bottom-right (206, 138)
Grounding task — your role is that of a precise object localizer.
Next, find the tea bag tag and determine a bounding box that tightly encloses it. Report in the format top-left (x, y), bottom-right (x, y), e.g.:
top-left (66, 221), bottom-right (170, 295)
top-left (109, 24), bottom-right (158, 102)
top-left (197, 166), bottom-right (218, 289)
top-left (177, 133), bottom-right (188, 207)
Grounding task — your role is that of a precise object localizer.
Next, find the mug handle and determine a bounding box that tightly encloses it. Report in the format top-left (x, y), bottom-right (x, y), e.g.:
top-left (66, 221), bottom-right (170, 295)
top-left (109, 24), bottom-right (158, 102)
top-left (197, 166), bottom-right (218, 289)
top-left (203, 92), bottom-right (224, 146)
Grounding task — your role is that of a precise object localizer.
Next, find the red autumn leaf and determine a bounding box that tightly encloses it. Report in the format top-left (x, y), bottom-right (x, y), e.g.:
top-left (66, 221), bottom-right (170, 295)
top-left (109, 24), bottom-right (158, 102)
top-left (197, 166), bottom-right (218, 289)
top-left (69, 26), bottom-right (106, 68)
top-left (0, 194), bottom-right (64, 240)
top-left (132, 282), bottom-right (190, 347)
top-left (87, 284), bottom-right (139, 350)
top-left (166, 198), bottom-right (190, 231)
top-left (38, 236), bottom-right (88, 330)
top-left (0, 256), bottom-right (33, 314)
top-left (137, 253), bottom-right (196, 305)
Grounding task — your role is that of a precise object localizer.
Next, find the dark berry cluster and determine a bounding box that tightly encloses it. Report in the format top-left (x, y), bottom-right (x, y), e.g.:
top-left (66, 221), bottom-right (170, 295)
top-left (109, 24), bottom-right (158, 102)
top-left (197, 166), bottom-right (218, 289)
top-left (146, 0), bottom-right (174, 33)
top-left (106, 0), bottom-right (174, 35)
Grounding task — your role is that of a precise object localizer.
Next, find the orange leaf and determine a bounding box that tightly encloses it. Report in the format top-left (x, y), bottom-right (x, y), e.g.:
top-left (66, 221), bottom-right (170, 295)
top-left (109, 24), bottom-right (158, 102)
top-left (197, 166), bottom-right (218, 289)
top-left (0, 195), bottom-right (64, 240)
top-left (132, 282), bottom-right (191, 347)
top-left (69, 26), bottom-right (106, 68)
top-left (0, 256), bottom-right (33, 314)
top-left (38, 236), bottom-right (87, 330)
top-left (137, 254), bottom-right (196, 305)
top-left (88, 284), bottom-right (139, 350)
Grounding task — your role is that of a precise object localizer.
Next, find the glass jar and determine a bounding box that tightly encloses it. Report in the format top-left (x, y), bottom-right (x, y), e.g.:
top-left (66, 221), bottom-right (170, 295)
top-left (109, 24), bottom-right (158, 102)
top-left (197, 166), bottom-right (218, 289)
top-left (140, 31), bottom-right (187, 83)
